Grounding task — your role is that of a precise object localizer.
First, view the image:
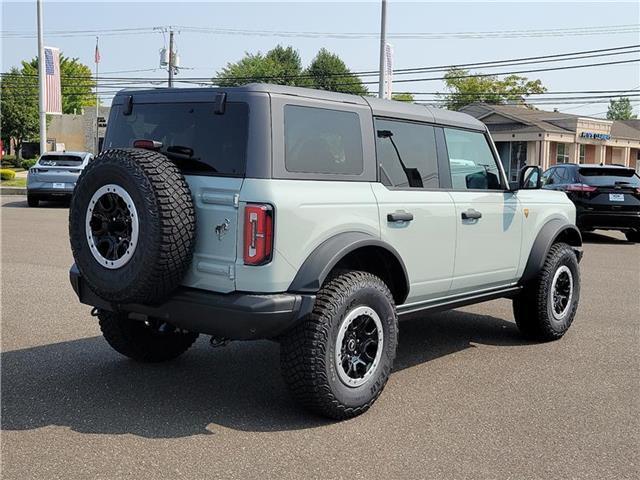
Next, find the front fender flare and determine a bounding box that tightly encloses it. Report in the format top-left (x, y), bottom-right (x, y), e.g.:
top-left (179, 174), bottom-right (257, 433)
top-left (520, 219), bottom-right (582, 285)
top-left (287, 231), bottom-right (409, 298)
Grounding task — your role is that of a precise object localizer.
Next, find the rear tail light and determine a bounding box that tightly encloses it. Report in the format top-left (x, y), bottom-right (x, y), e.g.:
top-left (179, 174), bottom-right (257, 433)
top-left (133, 139), bottom-right (162, 150)
top-left (243, 204), bottom-right (273, 265)
top-left (566, 183), bottom-right (597, 192)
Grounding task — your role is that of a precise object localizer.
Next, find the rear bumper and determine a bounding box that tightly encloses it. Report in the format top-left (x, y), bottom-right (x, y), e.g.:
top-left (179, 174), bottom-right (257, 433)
top-left (576, 209), bottom-right (640, 231)
top-left (69, 265), bottom-right (315, 340)
top-left (27, 186), bottom-right (74, 196)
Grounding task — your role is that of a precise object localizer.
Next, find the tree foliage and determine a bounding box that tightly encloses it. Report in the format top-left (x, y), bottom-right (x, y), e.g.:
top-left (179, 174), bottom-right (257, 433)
top-left (391, 93), bottom-right (415, 102)
top-left (0, 68), bottom-right (40, 156)
top-left (439, 68), bottom-right (546, 110)
top-left (606, 97), bottom-right (637, 120)
top-left (214, 45), bottom-right (368, 95)
top-left (1, 54), bottom-right (95, 156)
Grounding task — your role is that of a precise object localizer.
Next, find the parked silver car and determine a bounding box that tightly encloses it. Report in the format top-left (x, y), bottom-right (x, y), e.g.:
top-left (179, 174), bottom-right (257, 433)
top-left (27, 151), bottom-right (93, 207)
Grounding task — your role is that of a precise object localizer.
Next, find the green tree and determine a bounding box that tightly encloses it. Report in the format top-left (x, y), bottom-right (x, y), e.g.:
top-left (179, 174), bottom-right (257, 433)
top-left (304, 48), bottom-right (368, 95)
top-left (214, 45), bottom-right (368, 94)
top-left (439, 68), bottom-right (546, 110)
top-left (25, 55), bottom-right (96, 114)
top-left (606, 97), bottom-right (637, 120)
top-left (391, 93), bottom-right (415, 102)
top-left (0, 68), bottom-right (39, 158)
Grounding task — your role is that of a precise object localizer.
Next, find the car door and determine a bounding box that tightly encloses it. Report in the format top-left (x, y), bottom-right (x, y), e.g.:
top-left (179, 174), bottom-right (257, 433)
top-left (370, 118), bottom-right (456, 303)
top-left (442, 127), bottom-right (523, 294)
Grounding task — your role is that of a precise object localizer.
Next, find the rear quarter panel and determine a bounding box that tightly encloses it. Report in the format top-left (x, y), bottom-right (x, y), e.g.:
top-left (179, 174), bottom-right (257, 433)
top-left (235, 179), bottom-right (380, 292)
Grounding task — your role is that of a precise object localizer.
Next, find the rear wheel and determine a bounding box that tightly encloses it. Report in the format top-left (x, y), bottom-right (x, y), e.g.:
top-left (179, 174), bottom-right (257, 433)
top-left (98, 310), bottom-right (199, 362)
top-left (513, 242), bottom-right (580, 341)
top-left (625, 229), bottom-right (640, 243)
top-left (27, 194), bottom-right (39, 208)
top-left (280, 271), bottom-right (398, 419)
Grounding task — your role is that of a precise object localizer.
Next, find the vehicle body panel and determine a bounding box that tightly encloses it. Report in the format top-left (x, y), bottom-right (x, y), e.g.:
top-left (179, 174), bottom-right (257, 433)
top-left (27, 151), bottom-right (92, 196)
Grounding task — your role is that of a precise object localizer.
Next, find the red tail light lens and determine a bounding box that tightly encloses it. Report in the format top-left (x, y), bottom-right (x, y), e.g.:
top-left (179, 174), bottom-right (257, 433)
top-left (243, 204), bottom-right (273, 265)
top-left (566, 183), bottom-right (597, 192)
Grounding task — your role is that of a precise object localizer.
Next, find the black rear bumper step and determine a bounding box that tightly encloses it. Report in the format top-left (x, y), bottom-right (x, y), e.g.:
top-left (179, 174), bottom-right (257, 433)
top-left (69, 265), bottom-right (315, 340)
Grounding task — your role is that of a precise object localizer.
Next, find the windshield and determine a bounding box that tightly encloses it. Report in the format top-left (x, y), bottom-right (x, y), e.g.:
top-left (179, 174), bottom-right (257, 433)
top-left (104, 101), bottom-right (249, 176)
top-left (578, 167), bottom-right (640, 187)
top-left (38, 155), bottom-right (84, 166)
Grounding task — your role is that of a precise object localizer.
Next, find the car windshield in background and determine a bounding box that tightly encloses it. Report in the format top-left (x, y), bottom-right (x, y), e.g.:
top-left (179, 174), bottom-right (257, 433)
top-left (104, 102), bottom-right (249, 176)
top-left (38, 155), bottom-right (84, 166)
top-left (578, 167), bottom-right (640, 187)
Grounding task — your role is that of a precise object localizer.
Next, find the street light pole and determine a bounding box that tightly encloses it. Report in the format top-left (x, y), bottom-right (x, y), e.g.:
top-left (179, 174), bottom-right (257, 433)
top-left (378, 0), bottom-right (387, 99)
top-left (36, 0), bottom-right (46, 155)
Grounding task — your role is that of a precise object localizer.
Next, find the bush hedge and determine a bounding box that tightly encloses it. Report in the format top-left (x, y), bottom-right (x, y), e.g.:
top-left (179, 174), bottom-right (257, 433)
top-left (1, 169), bottom-right (17, 181)
top-left (20, 159), bottom-right (37, 170)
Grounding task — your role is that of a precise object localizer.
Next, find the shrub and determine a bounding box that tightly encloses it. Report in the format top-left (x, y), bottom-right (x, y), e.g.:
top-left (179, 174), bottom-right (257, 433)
top-left (20, 159), bottom-right (37, 170)
top-left (1, 169), bottom-right (16, 181)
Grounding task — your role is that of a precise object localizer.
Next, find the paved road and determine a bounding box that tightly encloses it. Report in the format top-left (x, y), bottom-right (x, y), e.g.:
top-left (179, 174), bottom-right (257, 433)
top-left (1, 196), bottom-right (638, 480)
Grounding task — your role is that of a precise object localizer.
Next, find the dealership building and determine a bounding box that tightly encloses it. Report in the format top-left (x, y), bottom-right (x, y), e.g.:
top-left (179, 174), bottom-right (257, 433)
top-left (460, 103), bottom-right (640, 181)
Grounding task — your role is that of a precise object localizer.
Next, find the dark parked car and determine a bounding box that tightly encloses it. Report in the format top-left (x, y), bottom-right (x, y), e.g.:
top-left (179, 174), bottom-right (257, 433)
top-left (542, 163), bottom-right (640, 241)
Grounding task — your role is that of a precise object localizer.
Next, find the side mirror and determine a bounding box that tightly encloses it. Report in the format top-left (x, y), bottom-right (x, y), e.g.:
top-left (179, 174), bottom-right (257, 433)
top-left (518, 165), bottom-right (542, 190)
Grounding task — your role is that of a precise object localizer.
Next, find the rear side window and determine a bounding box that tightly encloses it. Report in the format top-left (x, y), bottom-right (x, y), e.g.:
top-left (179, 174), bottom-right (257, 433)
top-left (444, 128), bottom-right (502, 190)
top-left (374, 118), bottom-right (438, 188)
top-left (284, 105), bottom-right (363, 175)
top-left (578, 167), bottom-right (640, 187)
top-left (105, 102), bottom-right (249, 176)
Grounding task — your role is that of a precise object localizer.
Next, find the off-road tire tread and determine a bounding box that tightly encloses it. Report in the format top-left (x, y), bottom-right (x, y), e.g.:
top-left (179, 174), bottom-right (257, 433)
top-left (98, 310), bottom-right (198, 362)
top-left (280, 271), bottom-right (397, 420)
top-left (69, 148), bottom-right (196, 304)
top-left (513, 242), bottom-right (579, 341)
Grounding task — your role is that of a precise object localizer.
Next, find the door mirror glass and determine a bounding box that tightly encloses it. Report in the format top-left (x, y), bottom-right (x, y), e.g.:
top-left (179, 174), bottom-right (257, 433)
top-left (519, 165), bottom-right (542, 189)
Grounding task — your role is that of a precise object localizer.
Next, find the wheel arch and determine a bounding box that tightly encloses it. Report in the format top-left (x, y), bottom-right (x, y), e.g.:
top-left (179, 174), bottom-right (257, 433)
top-left (520, 218), bottom-right (582, 285)
top-left (287, 232), bottom-right (410, 305)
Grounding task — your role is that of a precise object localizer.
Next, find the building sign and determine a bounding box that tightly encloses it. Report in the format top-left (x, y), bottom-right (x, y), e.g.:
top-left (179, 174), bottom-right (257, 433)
top-left (97, 116), bottom-right (107, 128)
top-left (580, 131), bottom-right (610, 141)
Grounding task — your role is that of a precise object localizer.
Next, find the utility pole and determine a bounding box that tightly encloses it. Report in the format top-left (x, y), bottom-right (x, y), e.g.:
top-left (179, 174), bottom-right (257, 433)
top-left (95, 36), bottom-right (100, 154)
top-left (378, 0), bottom-right (387, 99)
top-left (168, 28), bottom-right (174, 87)
top-left (36, 0), bottom-right (46, 155)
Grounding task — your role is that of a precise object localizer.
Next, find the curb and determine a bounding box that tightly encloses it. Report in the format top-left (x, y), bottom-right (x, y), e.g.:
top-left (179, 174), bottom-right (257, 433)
top-left (0, 187), bottom-right (27, 196)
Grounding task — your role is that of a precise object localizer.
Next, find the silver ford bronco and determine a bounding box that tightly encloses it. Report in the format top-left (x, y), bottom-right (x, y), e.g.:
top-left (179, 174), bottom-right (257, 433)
top-left (68, 84), bottom-right (582, 419)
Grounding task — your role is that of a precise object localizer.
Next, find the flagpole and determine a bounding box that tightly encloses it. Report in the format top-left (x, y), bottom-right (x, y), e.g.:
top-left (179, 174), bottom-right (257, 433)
top-left (37, 0), bottom-right (46, 156)
top-left (95, 36), bottom-right (99, 154)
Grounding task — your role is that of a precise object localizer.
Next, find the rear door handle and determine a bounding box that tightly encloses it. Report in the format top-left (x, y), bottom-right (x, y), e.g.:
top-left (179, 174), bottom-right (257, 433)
top-left (387, 211), bottom-right (414, 222)
top-left (461, 209), bottom-right (482, 220)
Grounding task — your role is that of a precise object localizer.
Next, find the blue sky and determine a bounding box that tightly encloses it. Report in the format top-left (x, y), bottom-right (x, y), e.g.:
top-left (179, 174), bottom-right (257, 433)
top-left (2, 1), bottom-right (639, 117)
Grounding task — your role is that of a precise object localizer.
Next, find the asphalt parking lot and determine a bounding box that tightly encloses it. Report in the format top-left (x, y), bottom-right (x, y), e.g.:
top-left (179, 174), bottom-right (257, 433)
top-left (1, 195), bottom-right (638, 480)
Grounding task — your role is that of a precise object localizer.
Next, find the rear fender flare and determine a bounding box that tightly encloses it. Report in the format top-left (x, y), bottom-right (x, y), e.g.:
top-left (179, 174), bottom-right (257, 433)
top-left (287, 232), bottom-right (409, 301)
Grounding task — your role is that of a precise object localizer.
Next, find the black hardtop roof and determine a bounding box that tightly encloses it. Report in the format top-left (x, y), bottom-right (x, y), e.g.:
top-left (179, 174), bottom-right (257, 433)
top-left (112, 83), bottom-right (487, 132)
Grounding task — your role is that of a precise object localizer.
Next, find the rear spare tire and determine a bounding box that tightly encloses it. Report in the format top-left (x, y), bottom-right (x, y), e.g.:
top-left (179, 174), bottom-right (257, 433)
top-left (69, 148), bottom-right (196, 304)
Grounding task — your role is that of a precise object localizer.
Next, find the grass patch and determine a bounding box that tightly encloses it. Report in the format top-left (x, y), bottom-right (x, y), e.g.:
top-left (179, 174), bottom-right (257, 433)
top-left (1, 178), bottom-right (27, 187)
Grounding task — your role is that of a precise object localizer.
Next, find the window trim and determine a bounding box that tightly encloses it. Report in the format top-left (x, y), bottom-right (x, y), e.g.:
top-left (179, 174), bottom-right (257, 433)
top-left (372, 116), bottom-right (442, 191)
top-left (556, 142), bottom-right (570, 164)
top-left (441, 126), bottom-right (509, 192)
top-left (270, 95), bottom-right (376, 182)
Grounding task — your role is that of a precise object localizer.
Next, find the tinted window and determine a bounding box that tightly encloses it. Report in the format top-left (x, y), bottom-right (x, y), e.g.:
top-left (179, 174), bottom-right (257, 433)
top-left (444, 128), bottom-right (502, 190)
top-left (578, 167), bottom-right (640, 187)
top-left (105, 102), bottom-right (249, 176)
top-left (284, 105), bottom-right (363, 175)
top-left (375, 119), bottom-right (438, 188)
top-left (38, 154), bottom-right (84, 166)
top-left (541, 168), bottom-right (554, 186)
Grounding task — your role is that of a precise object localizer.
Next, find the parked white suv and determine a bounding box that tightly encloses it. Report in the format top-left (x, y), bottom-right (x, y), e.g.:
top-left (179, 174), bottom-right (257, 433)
top-left (68, 84), bottom-right (582, 419)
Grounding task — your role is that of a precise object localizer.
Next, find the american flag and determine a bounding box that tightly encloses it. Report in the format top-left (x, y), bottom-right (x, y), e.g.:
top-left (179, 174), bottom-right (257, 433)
top-left (44, 46), bottom-right (62, 114)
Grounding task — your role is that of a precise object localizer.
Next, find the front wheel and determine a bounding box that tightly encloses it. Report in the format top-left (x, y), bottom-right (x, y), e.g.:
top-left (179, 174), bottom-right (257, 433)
top-left (27, 194), bottom-right (39, 207)
top-left (280, 271), bottom-right (398, 419)
top-left (513, 242), bottom-right (580, 341)
top-left (98, 310), bottom-right (199, 362)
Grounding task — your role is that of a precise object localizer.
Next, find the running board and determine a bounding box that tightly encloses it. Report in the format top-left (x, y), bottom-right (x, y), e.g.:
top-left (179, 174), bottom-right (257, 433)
top-left (397, 286), bottom-right (522, 317)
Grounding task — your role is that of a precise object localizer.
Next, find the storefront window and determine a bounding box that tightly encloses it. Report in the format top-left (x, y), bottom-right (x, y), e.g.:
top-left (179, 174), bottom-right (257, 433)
top-left (556, 143), bottom-right (569, 163)
top-left (579, 144), bottom-right (585, 163)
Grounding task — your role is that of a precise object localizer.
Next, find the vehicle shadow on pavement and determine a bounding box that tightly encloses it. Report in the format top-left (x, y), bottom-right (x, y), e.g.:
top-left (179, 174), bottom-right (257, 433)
top-left (581, 231), bottom-right (632, 245)
top-left (1, 311), bottom-right (528, 438)
top-left (1, 199), bottom-right (69, 208)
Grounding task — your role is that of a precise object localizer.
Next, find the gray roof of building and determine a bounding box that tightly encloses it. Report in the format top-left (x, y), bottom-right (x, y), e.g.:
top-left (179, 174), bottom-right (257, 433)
top-left (612, 121), bottom-right (640, 140)
top-left (114, 84), bottom-right (486, 132)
